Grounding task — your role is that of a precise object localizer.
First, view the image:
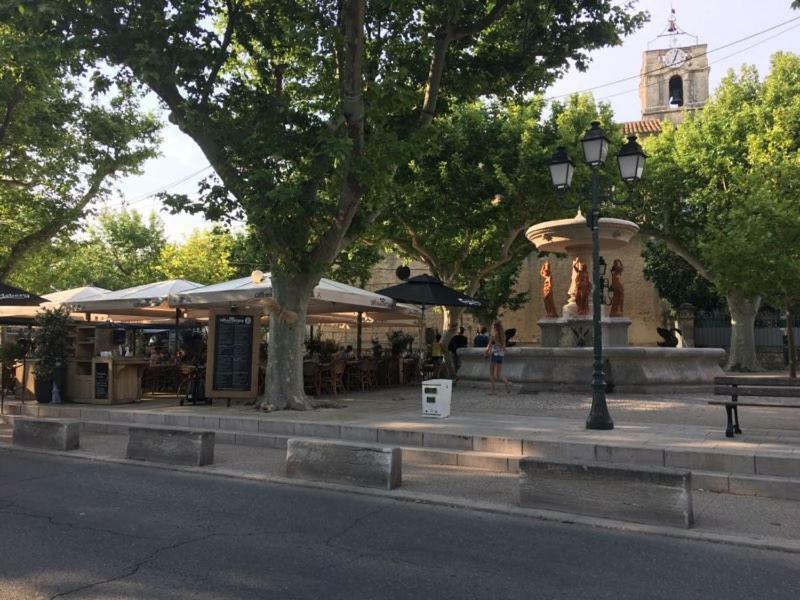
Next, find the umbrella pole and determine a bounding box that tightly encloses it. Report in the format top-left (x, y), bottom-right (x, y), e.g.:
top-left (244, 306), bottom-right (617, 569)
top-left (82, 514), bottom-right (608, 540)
top-left (174, 308), bottom-right (180, 356)
top-left (174, 308), bottom-right (180, 404)
top-left (21, 342), bottom-right (28, 404)
top-left (419, 305), bottom-right (426, 381)
top-left (356, 311), bottom-right (363, 358)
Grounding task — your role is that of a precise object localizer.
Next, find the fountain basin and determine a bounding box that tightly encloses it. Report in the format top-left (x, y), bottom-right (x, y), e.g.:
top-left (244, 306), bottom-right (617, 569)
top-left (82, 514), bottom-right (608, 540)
top-left (526, 213), bottom-right (639, 254)
top-left (458, 347), bottom-right (725, 393)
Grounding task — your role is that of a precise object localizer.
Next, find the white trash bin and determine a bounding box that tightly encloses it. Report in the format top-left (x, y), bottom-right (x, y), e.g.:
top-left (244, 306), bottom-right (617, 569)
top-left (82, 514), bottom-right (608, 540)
top-left (421, 379), bottom-right (452, 418)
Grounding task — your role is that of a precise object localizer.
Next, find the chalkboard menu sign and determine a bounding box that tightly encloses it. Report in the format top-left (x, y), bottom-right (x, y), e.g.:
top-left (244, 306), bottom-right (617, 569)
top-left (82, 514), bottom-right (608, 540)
top-left (95, 362), bottom-right (109, 399)
top-left (212, 314), bottom-right (255, 391)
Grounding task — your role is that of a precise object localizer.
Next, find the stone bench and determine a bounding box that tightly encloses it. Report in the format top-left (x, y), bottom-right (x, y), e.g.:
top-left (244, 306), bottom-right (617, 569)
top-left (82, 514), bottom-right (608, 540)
top-left (286, 438), bottom-right (401, 490)
top-left (519, 457), bottom-right (693, 528)
top-left (126, 426), bottom-right (215, 466)
top-left (12, 418), bottom-right (80, 451)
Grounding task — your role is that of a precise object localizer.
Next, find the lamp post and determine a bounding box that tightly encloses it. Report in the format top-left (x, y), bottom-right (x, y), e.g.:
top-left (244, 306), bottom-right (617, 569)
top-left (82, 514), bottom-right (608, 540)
top-left (548, 123), bottom-right (646, 430)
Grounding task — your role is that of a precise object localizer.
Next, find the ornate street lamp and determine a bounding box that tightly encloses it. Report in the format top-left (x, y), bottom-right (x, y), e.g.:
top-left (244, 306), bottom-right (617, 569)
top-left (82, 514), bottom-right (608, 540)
top-left (548, 146), bottom-right (575, 191)
top-left (580, 121), bottom-right (610, 167)
top-left (547, 123), bottom-right (646, 431)
top-left (617, 135), bottom-right (647, 183)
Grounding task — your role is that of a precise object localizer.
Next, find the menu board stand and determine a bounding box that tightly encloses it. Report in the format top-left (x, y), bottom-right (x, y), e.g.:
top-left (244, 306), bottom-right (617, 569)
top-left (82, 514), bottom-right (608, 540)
top-left (205, 308), bottom-right (261, 403)
top-left (94, 361), bottom-right (109, 400)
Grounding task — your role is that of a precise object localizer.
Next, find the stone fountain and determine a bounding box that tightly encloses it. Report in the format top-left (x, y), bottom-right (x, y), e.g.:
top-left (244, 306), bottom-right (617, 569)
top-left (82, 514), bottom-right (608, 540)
top-left (458, 211), bottom-right (725, 392)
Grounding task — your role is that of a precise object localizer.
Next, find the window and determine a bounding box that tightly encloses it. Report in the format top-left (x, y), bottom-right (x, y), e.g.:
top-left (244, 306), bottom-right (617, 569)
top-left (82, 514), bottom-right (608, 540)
top-left (668, 75), bottom-right (684, 107)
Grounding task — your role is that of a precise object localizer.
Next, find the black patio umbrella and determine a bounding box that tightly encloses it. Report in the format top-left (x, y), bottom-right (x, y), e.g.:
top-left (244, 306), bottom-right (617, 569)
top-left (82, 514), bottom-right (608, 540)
top-left (376, 274), bottom-right (481, 308)
top-left (376, 275), bottom-right (481, 357)
top-left (0, 282), bottom-right (46, 306)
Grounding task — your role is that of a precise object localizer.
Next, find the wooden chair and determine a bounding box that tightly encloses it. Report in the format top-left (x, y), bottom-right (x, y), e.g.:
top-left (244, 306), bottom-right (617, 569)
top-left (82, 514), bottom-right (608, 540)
top-left (320, 358), bottom-right (346, 395)
top-left (362, 356), bottom-right (378, 389)
top-left (376, 357), bottom-right (390, 386)
top-left (347, 359), bottom-right (372, 392)
top-left (303, 361), bottom-right (321, 397)
top-left (1, 361), bottom-right (18, 395)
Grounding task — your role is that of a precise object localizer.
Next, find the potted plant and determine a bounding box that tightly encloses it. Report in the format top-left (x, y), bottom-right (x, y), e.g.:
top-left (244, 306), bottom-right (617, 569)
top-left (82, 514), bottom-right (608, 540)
top-left (318, 339), bottom-right (340, 363)
top-left (32, 307), bottom-right (74, 404)
top-left (386, 330), bottom-right (413, 356)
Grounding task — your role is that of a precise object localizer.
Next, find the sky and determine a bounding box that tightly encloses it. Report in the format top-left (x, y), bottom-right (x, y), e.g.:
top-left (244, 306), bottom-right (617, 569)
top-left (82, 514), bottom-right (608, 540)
top-left (110, 0), bottom-right (800, 241)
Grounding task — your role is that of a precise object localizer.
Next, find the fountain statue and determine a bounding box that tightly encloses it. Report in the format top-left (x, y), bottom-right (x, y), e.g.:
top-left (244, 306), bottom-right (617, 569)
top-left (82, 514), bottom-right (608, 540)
top-left (609, 259), bottom-right (625, 318)
top-left (539, 261), bottom-right (559, 319)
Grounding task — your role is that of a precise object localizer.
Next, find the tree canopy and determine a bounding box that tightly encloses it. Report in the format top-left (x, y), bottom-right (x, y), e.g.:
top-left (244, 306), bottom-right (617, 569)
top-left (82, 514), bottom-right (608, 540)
top-left (11, 208), bottom-right (239, 292)
top-left (638, 52), bottom-right (800, 369)
top-left (0, 19), bottom-right (160, 281)
top-left (382, 93), bottom-right (621, 333)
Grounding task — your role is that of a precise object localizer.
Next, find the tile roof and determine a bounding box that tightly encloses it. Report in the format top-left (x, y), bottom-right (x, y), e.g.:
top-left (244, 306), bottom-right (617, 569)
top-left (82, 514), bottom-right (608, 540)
top-left (622, 120), bottom-right (662, 136)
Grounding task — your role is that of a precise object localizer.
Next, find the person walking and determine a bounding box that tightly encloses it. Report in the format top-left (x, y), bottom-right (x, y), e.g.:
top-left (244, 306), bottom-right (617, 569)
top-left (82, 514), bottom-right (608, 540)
top-left (448, 327), bottom-right (468, 371)
top-left (473, 326), bottom-right (489, 348)
top-left (484, 321), bottom-right (511, 394)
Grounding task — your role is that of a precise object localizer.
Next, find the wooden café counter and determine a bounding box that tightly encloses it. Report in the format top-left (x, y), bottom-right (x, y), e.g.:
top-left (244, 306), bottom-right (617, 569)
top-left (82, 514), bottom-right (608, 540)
top-left (67, 356), bottom-right (148, 404)
top-left (14, 356), bottom-right (147, 404)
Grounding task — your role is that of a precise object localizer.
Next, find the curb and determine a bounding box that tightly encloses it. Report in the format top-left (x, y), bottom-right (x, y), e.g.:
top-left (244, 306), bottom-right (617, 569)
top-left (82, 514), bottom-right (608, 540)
top-left (2, 443), bottom-right (799, 555)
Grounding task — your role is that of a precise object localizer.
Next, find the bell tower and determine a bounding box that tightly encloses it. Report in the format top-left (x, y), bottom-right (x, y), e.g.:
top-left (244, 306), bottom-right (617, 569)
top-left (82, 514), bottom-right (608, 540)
top-left (639, 10), bottom-right (709, 125)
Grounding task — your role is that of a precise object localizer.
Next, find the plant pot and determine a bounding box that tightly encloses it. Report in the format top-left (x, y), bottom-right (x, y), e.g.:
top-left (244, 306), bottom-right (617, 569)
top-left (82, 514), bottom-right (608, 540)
top-left (33, 368), bottom-right (66, 404)
top-left (34, 377), bottom-right (53, 404)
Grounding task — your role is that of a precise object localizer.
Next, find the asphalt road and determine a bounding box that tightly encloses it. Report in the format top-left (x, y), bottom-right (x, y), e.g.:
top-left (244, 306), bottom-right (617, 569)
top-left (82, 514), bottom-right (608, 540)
top-left (1, 451), bottom-right (798, 600)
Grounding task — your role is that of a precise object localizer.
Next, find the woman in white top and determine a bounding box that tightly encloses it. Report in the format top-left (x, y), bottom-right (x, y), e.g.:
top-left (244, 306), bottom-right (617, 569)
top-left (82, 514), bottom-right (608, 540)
top-left (484, 320), bottom-right (511, 394)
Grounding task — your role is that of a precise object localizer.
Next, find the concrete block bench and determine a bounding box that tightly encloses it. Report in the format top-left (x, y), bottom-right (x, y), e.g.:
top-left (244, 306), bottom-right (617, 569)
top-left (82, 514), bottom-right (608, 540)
top-left (286, 438), bottom-right (401, 489)
top-left (126, 426), bottom-right (215, 466)
top-left (12, 418), bottom-right (80, 451)
top-left (519, 458), bottom-right (693, 528)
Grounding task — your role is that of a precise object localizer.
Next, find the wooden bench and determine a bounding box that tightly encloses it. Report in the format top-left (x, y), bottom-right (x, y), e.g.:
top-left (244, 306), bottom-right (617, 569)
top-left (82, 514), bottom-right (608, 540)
top-left (709, 376), bottom-right (800, 438)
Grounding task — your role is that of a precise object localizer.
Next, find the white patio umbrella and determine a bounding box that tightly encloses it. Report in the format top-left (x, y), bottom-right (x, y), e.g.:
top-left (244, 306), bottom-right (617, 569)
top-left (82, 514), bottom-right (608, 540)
top-left (68, 279), bottom-right (204, 317)
top-left (172, 272), bottom-right (420, 357)
top-left (66, 280), bottom-right (207, 355)
top-left (171, 271), bottom-right (405, 315)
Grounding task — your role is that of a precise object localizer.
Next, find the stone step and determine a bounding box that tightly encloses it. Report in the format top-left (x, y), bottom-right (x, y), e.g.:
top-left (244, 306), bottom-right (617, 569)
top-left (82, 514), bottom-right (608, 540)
top-left (7, 404), bottom-right (800, 474)
top-left (8, 415), bottom-right (800, 501)
top-left (6, 404), bottom-right (800, 500)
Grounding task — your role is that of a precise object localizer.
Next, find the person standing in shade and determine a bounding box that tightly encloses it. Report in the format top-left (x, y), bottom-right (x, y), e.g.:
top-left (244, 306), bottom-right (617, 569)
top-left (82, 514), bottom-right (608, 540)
top-left (484, 320), bottom-right (511, 394)
top-left (429, 333), bottom-right (446, 378)
top-left (473, 326), bottom-right (489, 348)
top-left (448, 327), bottom-right (468, 371)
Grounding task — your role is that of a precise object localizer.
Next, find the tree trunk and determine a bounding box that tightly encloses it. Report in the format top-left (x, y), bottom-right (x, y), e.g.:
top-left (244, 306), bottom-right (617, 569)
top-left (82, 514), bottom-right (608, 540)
top-left (261, 273), bottom-right (318, 411)
top-left (726, 292), bottom-right (762, 372)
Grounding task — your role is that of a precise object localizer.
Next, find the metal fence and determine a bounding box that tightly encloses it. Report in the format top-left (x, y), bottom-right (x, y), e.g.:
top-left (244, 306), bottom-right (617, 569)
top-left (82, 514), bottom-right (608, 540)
top-left (695, 309), bottom-right (800, 350)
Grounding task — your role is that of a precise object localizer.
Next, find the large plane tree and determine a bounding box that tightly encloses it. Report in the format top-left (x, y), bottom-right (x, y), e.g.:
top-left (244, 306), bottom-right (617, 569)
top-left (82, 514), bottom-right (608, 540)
top-left (10, 1), bottom-right (646, 408)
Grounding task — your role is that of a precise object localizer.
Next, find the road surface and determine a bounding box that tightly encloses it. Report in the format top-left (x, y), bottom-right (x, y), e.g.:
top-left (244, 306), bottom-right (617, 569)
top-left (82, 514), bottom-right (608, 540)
top-left (1, 451), bottom-right (798, 599)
